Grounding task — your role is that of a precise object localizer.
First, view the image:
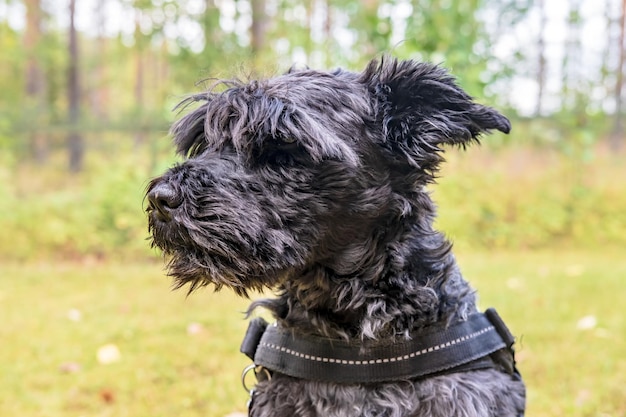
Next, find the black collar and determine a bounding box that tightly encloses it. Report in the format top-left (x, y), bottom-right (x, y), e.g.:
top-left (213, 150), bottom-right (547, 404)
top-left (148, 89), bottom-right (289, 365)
top-left (241, 308), bottom-right (519, 384)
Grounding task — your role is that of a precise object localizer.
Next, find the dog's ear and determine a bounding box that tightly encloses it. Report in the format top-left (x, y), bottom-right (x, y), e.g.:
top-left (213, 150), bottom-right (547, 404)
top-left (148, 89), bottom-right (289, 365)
top-left (361, 58), bottom-right (510, 167)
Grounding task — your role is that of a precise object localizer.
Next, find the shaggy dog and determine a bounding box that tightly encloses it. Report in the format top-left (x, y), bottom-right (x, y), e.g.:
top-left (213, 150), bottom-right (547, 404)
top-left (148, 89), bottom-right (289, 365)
top-left (146, 58), bottom-right (526, 417)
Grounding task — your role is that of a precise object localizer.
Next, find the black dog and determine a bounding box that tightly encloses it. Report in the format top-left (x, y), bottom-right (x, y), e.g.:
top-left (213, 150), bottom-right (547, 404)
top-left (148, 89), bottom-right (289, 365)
top-left (147, 58), bottom-right (525, 416)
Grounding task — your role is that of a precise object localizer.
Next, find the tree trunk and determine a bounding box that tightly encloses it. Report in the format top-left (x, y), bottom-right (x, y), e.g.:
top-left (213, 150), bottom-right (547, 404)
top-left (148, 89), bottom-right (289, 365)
top-left (250, 0), bottom-right (267, 67)
top-left (92, 0), bottom-right (107, 122)
top-left (324, 0), bottom-right (332, 68)
top-left (134, 7), bottom-right (146, 147)
top-left (562, 1), bottom-right (582, 112)
top-left (24, 0), bottom-right (48, 163)
top-left (535, 0), bottom-right (546, 116)
top-left (203, 0), bottom-right (216, 54)
top-left (68, 0), bottom-right (83, 172)
top-left (611, 0), bottom-right (625, 150)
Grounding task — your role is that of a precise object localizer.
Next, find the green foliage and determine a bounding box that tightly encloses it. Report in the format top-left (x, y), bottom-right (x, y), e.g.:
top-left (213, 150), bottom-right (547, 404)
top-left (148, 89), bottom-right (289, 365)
top-left (0, 0), bottom-right (623, 260)
top-left (434, 143), bottom-right (626, 250)
top-left (0, 141), bottom-right (176, 260)
top-left (0, 22), bottom-right (26, 144)
top-left (0, 140), bottom-right (624, 261)
top-left (398, 0), bottom-right (488, 97)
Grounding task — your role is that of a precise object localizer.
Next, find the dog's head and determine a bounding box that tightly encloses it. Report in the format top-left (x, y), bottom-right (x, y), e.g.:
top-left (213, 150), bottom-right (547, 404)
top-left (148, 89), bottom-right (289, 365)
top-left (146, 58), bottom-right (509, 294)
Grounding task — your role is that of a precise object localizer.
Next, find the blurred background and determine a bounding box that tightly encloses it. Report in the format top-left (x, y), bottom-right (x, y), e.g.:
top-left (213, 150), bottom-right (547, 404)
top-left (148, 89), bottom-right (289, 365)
top-left (0, 1), bottom-right (624, 416)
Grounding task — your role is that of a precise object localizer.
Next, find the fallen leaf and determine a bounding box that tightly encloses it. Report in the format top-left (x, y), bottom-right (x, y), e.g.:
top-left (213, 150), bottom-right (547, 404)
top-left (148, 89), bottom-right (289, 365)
top-left (575, 389), bottom-right (591, 407)
top-left (576, 315), bottom-right (597, 330)
top-left (100, 389), bottom-right (116, 404)
top-left (565, 265), bottom-right (584, 277)
top-left (97, 344), bottom-right (121, 364)
top-left (67, 308), bottom-right (82, 322)
top-left (187, 322), bottom-right (204, 335)
top-left (506, 277), bottom-right (524, 290)
top-left (59, 362), bottom-right (81, 373)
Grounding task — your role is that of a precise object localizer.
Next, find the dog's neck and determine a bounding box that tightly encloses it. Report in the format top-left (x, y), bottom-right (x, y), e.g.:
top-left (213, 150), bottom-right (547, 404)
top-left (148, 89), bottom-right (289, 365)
top-left (252, 229), bottom-right (477, 341)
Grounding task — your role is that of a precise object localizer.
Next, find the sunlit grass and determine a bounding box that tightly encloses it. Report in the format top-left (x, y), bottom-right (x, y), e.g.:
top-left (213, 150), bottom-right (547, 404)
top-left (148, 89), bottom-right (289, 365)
top-left (1, 261), bottom-right (252, 417)
top-left (1, 250), bottom-right (625, 416)
top-left (456, 248), bottom-right (626, 417)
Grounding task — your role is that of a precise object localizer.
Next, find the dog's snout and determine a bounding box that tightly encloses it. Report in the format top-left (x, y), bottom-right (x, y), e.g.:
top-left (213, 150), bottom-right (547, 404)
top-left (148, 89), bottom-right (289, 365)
top-left (147, 182), bottom-right (182, 222)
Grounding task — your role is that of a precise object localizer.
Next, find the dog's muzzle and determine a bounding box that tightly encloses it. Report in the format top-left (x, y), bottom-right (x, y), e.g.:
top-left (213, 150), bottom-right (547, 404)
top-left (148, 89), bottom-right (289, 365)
top-left (147, 182), bottom-right (182, 223)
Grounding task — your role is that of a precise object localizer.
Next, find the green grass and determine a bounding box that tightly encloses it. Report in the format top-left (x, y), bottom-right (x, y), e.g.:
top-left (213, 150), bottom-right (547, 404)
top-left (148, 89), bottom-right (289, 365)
top-left (455, 248), bottom-right (626, 417)
top-left (0, 262), bottom-right (252, 417)
top-left (1, 251), bottom-right (625, 416)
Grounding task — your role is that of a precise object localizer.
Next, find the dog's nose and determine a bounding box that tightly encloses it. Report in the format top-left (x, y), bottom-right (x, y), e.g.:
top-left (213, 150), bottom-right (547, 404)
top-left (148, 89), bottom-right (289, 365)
top-left (147, 183), bottom-right (182, 222)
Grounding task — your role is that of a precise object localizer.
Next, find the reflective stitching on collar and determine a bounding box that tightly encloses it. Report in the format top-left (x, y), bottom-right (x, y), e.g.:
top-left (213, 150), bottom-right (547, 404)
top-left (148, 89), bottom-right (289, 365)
top-left (259, 326), bottom-right (495, 365)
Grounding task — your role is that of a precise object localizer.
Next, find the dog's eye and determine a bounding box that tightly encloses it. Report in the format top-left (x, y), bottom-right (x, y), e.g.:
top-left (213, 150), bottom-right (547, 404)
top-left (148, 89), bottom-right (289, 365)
top-left (271, 136), bottom-right (298, 152)
top-left (251, 137), bottom-right (302, 167)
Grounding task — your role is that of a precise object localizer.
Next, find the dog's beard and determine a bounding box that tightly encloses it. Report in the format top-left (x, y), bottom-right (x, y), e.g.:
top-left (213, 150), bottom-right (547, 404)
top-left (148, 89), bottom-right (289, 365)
top-left (163, 249), bottom-right (270, 296)
top-left (148, 212), bottom-right (294, 295)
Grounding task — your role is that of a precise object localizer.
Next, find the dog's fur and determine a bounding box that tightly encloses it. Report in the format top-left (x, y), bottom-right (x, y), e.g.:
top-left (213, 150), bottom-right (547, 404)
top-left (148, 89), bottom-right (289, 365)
top-left (146, 58), bottom-right (526, 417)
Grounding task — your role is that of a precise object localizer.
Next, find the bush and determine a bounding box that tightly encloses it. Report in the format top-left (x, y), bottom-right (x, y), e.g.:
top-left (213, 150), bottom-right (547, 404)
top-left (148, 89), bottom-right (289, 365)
top-left (0, 151), bottom-right (173, 260)
top-left (0, 143), bottom-right (623, 261)
top-left (434, 145), bottom-right (626, 249)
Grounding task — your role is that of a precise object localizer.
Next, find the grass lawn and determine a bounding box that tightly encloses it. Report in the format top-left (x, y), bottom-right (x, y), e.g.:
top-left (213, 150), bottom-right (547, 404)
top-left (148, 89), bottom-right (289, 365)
top-left (1, 250), bottom-right (624, 417)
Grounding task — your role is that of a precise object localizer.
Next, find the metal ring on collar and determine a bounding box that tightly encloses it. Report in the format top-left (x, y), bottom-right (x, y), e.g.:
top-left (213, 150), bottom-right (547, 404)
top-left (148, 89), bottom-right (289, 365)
top-left (241, 363), bottom-right (272, 393)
